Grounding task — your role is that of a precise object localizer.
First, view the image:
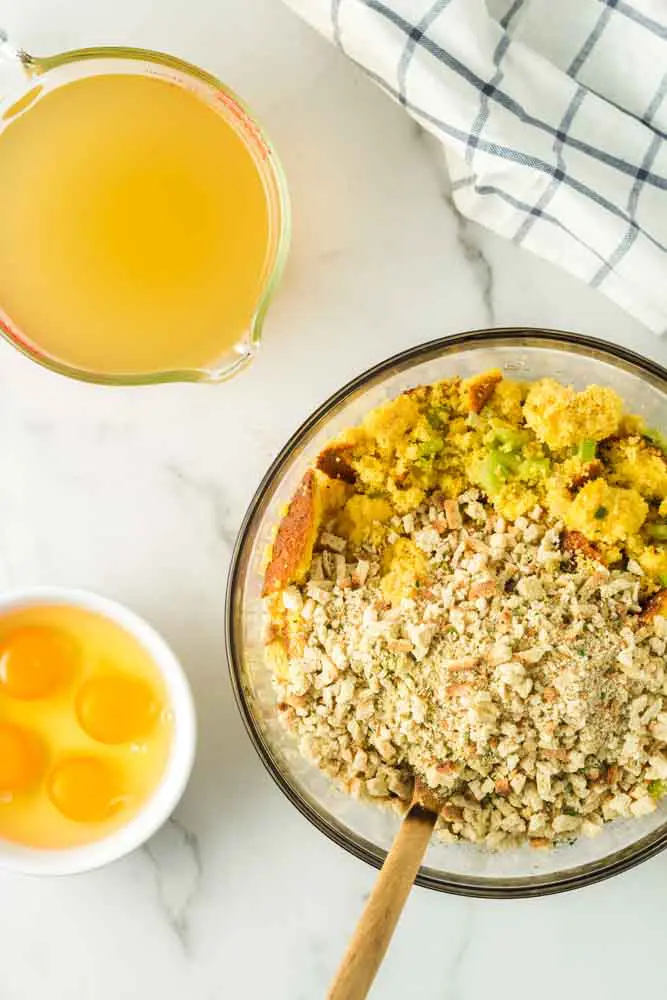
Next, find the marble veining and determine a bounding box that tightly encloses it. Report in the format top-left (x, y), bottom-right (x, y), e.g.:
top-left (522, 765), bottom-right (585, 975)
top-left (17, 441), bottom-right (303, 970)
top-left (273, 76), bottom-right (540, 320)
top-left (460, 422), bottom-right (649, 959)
top-left (413, 123), bottom-right (496, 327)
top-left (443, 903), bottom-right (475, 999)
top-left (163, 464), bottom-right (238, 554)
top-left (0, 1), bottom-right (665, 998)
top-left (144, 816), bottom-right (203, 952)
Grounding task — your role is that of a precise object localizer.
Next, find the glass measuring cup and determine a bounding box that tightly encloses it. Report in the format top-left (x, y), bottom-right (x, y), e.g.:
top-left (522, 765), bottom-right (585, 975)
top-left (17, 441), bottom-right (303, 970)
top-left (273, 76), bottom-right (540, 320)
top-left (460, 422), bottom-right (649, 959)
top-left (0, 32), bottom-right (290, 385)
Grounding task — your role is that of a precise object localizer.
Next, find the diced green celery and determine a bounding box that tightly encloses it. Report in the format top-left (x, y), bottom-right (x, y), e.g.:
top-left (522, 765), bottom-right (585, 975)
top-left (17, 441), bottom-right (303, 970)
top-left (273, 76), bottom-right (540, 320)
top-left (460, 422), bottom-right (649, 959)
top-left (647, 523), bottom-right (667, 541)
top-left (484, 426), bottom-right (527, 452)
top-left (417, 436), bottom-right (444, 459)
top-left (645, 428), bottom-right (667, 455)
top-left (472, 449), bottom-right (518, 496)
top-left (649, 780), bottom-right (667, 800)
top-left (426, 408), bottom-right (446, 430)
top-left (577, 439), bottom-right (597, 462)
top-left (475, 465), bottom-right (502, 496)
top-left (493, 449), bottom-right (519, 474)
top-left (659, 574), bottom-right (667, 588)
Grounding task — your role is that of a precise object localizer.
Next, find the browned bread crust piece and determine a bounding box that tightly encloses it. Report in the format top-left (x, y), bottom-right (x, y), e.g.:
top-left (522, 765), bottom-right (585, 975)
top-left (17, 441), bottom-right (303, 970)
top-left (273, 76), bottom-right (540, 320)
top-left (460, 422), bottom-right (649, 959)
top-left (262, 470), bottom-right (349, 596)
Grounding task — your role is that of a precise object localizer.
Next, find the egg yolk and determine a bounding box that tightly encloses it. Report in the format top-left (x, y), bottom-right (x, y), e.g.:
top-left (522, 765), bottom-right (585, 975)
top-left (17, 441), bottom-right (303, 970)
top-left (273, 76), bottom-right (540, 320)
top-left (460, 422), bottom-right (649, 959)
top-left (48, 756), bottom-right (123, 822)
top-left (0, 722), bottom-right (44, 794)
top-left (0, 626), bottom-right (77, 700)
top-left (76, 674), bottom-right (158, 744)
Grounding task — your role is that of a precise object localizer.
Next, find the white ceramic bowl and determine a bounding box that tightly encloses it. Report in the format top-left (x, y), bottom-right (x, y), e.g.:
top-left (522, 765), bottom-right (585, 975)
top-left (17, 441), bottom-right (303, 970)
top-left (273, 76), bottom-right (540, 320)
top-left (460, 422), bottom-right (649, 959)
top-left (0, 587), bottom-right (196, 876)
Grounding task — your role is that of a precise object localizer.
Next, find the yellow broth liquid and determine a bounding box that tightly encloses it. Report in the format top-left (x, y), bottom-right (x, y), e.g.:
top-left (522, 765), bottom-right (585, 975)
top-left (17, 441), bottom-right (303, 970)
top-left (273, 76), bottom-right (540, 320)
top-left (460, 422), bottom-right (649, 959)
top-left (0, 73), bottom-right (272, 374)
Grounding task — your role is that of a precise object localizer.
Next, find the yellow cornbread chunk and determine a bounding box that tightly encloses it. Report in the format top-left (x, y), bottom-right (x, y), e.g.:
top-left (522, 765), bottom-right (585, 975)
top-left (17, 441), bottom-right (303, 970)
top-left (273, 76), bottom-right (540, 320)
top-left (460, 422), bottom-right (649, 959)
top-left (523, 378), bottom-right (622, 450)
top-left (557, 479), bottom-right (648, 544)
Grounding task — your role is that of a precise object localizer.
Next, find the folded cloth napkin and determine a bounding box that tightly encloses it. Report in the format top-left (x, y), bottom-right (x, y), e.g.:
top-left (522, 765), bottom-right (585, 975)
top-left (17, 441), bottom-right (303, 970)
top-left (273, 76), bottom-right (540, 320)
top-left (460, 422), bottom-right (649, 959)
top-left (283, 0), bottom-right (667, 334)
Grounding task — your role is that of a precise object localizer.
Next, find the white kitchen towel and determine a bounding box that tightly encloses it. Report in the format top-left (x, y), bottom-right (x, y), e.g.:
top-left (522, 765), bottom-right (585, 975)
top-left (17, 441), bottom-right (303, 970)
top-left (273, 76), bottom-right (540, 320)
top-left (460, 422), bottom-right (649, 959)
top-left (284, 0), bottom-right (667, 334)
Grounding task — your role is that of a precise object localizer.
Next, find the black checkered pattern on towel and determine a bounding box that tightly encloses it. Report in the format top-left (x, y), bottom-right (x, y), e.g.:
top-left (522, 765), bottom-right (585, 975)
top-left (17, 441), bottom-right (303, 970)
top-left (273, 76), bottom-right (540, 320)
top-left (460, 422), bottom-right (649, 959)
top-left (284, 0), bottom-right (667, 331)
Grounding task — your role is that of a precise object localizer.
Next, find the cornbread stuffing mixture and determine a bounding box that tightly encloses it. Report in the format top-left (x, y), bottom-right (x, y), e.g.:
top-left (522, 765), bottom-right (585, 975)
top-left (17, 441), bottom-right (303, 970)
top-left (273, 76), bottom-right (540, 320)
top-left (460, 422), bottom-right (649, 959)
top-left (263, 371), bottom-right (667, 849)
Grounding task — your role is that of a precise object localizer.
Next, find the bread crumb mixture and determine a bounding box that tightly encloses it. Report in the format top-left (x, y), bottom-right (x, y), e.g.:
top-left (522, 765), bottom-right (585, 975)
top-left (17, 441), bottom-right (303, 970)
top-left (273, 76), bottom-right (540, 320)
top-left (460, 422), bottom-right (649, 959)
top-left (272, 492), bottom-right (667, 850)
top-left (264, 371), bottom-right (667, 850)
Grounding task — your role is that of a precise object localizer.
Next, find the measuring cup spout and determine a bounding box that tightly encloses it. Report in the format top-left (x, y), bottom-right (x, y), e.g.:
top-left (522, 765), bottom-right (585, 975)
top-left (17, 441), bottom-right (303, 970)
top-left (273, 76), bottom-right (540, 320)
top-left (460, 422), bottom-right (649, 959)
top-left (0, 30), bottom-right (32, 68)
top-left (0, 30), bottom-right (35, 97)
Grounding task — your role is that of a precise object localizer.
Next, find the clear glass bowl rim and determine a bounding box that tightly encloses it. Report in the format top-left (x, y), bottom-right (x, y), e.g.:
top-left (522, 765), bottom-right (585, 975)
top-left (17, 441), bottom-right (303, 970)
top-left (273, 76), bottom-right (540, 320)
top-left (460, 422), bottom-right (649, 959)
top-left (225, 328), bottom-right (667, 898)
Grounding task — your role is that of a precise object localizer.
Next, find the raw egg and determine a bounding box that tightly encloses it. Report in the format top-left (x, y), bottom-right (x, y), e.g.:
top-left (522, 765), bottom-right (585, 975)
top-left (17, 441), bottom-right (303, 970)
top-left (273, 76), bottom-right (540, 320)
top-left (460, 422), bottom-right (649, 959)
top-left (76, 674), bottom-right (157, 744)
top-left (0, 603), bottom-right (172, 849)
top-left (0, 625), bottom-right (76, 700)
top-left (48, 756), bottom-right (123, 823)
top-left (0, 722), bottom-right (44, 795)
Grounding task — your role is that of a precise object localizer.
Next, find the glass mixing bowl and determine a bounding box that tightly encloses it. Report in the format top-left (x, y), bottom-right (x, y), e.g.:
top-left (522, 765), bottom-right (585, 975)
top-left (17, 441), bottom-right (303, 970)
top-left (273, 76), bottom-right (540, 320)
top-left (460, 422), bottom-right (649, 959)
top-left (226, 329), bottom-right (667, 897)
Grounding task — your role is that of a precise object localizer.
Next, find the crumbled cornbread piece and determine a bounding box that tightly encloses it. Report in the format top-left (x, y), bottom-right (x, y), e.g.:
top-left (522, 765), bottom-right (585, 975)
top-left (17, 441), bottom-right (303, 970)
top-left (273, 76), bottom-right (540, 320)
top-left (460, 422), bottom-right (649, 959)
top-left (523, 379), bottom-right (622, 450)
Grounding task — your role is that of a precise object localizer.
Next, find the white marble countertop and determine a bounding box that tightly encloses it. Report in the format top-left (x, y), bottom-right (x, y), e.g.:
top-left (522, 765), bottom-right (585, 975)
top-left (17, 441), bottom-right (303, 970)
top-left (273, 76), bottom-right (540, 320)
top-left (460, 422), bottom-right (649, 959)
top-left (1, 2), bottom-right (667, 998)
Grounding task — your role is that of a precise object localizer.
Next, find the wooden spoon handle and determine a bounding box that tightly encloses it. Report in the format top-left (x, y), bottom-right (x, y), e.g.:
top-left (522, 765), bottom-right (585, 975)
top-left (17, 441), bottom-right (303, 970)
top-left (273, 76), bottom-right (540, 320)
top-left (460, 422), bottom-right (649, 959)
top-left (326, 805), bottom-right (436, 1000)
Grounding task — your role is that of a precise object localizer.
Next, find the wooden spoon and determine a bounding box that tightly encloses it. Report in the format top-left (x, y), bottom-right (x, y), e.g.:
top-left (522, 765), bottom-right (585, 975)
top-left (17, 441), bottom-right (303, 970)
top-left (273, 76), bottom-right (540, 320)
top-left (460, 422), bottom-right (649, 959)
top-left (326, 780), bottom-right (439, 1000)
